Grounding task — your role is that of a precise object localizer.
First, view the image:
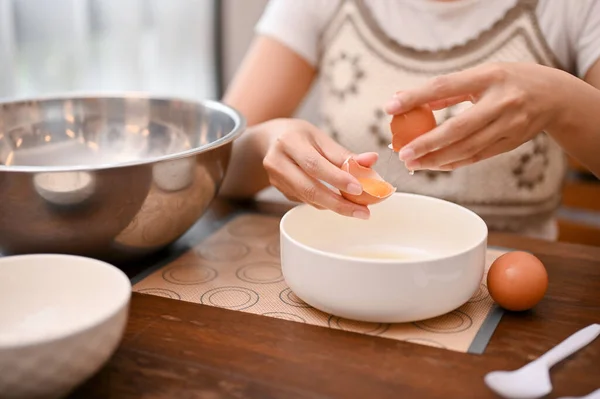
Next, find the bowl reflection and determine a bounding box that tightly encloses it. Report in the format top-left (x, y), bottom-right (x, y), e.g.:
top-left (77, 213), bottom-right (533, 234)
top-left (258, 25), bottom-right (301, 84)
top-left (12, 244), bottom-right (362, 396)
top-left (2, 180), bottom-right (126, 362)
top-left (33, 171), bottom-right (96, 206)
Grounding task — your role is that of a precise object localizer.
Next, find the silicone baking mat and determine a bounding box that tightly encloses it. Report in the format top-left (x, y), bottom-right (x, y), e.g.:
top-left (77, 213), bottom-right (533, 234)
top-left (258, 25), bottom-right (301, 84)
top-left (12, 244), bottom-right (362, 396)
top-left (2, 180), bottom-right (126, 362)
top-left (133, 214), bottom-right (505, 354)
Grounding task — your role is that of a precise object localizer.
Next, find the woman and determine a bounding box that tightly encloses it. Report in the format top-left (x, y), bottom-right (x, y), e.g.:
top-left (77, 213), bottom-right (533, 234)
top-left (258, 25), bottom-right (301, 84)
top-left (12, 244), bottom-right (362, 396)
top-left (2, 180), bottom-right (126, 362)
top-left (219, 0), bottom-right (600, 240)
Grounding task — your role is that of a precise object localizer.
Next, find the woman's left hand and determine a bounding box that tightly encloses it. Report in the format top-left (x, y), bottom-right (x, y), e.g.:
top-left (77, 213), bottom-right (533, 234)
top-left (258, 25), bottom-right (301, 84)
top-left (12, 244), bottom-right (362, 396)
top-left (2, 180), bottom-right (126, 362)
top-left (384, 62), bottom-right (568, 171)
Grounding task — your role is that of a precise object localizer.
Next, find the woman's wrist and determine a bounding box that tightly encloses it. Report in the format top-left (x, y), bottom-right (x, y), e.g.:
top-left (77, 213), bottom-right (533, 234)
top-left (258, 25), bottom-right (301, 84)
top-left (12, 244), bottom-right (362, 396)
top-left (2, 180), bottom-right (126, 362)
top-left (543, 69), bottom-right (581, 137)
top-left (219, 119), bottom-right (283, 198)
top-left (543, 69), bottom-right (600, 177)
top-left (236, 118), bottom-right (288, 159)
top-left (544, 68), bottom-right (600, 138)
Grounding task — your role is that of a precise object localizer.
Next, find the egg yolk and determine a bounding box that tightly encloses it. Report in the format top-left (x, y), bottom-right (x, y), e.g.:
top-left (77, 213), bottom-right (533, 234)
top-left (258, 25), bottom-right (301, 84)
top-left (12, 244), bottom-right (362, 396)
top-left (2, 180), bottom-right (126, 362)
top-left (357, 177), bottom-right (392, 198)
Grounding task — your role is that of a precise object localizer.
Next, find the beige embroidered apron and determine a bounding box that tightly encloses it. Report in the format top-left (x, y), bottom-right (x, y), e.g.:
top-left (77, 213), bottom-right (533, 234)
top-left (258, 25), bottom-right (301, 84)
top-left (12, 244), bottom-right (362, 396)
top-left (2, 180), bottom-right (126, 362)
top-left (317, 0), bottom-right (568, 240)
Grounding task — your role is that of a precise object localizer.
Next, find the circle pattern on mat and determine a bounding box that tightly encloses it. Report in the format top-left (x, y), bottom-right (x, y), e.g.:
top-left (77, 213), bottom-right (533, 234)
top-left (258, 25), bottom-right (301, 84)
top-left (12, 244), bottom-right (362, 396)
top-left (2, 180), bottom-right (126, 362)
top-left (137, 288), bottom-right (181, 300)
top-left (413, 310), bottom-right (473, 334)
top-left (263, 312), bottom-right (306, 323)
top-left (196, 241), bottom-right (250, 262)
top-left (236, 262), bottom-right (283, 284)
top-left (328, 316), bottom-right (390, 336)
top-left (279, 288), bottom-right (312, 308)
top-left (228, 220), bottom-right (278, 238)
top-left (404, 338), bottom-right (446, 349)
top-left (266, 239), bottom-right (280, 258)
top-left (468, 283), bottom-right (489, 303)
top-left (162, 263), bottom-right (217, 285)
top-left (201, 286), bottom-right (259, 310)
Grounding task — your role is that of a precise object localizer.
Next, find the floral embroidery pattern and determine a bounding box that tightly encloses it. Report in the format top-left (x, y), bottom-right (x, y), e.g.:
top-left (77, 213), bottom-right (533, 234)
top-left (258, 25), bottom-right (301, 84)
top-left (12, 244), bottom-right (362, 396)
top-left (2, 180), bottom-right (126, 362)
top-left (368, 108), bottom-right (390, 147)
top-left (321, 115), bottom-right (340, 141)
top-left (323, 51), bottom-right (365, 101)
top-left (512, 133), bottom-right (550, 189)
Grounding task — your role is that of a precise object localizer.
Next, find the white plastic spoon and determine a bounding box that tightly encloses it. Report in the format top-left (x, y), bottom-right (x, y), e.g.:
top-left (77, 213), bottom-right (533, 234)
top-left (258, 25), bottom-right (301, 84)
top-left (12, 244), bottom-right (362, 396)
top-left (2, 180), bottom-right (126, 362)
top-left (485, 323), bottom-right (600, 399)
top-left (558, 388), bottom-right (600, 399)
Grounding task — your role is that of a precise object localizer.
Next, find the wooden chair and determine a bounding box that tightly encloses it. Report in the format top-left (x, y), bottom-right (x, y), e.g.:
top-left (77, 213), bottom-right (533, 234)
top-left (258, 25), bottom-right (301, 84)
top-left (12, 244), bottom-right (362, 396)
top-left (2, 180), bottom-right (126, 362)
top-left (557, 157), bottom-right (600, 247)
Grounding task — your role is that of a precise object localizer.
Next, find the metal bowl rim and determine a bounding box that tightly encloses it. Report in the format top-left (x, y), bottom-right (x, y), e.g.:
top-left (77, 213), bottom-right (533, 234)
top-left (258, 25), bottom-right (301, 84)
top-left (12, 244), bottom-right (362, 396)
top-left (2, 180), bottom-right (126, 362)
top-left (0, 91), bottom-right (246, 173)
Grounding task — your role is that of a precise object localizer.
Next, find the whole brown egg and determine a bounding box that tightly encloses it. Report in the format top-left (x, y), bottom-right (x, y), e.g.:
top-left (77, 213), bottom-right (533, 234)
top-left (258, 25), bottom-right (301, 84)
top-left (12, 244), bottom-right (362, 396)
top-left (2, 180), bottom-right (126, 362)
top-left (487, 251), bottom-right (548, 311)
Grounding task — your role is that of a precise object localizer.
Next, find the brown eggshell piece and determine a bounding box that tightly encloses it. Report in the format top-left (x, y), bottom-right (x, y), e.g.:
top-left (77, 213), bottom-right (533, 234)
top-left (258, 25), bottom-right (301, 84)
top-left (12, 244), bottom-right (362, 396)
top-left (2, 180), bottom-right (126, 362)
top-left (390, 104), bottom-right (437, 152)
top-left (340, 157), bottom-right (396, 206)
top-left (487, 251), bottom-right (548, 312)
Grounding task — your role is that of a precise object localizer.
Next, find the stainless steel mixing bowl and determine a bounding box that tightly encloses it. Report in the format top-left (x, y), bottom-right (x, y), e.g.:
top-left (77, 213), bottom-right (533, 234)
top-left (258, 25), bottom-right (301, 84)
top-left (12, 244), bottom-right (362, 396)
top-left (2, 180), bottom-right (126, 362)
top-left (0, 94), bottom-right (245, 263)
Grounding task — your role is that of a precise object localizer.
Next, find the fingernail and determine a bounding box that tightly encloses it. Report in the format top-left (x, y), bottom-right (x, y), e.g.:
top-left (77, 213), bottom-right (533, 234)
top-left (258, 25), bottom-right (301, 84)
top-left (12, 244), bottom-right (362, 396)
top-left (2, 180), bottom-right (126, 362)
top-left (405, 159), bottom-right (421, 170)
top-left (353, 210), bottom-right (370, 220)
top-left (384, 98), bottom-right (402, 114)
top-left (398, 147), bottom-right (416, 161)
top-left (346, 183), bottom-right (362, 195)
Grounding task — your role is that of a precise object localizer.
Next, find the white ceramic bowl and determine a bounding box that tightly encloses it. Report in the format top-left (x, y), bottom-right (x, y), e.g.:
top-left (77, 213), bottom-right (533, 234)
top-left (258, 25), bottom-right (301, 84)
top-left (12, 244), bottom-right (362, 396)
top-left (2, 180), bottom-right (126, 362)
top-left (280, 192), bottom-right (488, 323)
top-left (0, 254), bottom-right (131, 399)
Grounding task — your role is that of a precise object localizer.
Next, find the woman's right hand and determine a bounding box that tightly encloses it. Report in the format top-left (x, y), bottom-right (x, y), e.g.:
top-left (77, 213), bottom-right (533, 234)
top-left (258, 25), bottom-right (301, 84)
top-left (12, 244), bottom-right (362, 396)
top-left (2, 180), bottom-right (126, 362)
top-left (262, 118), bottom-right (378, 219)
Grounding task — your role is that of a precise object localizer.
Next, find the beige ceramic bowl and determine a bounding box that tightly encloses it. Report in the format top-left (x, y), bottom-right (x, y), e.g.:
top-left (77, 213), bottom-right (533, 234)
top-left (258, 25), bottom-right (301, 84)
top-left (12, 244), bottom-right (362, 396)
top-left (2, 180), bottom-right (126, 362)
top-left (0, 254), bottom-right (131, 399)
top-left (280, 193), bottom-right (488, 323)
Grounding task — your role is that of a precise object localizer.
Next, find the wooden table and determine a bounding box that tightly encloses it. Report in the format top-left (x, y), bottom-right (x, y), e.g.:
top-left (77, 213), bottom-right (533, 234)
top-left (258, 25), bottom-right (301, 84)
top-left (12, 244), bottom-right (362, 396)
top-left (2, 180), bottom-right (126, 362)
top-left (70, 200), bottom-right (600, 399)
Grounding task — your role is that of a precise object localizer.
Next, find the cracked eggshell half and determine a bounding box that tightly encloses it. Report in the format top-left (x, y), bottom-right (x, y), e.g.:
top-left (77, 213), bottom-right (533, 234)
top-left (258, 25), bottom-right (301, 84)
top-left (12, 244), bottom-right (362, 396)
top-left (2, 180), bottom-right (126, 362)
top-left (340, 157), bottom-right (396, 206)
top-left (390, 103), bottom-right (437, 152)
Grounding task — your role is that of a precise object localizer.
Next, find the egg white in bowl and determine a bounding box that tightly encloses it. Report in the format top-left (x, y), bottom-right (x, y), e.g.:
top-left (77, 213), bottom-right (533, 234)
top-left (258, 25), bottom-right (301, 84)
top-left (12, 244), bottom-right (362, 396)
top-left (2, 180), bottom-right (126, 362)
top-left (279, 192), bottom-right (488, 323)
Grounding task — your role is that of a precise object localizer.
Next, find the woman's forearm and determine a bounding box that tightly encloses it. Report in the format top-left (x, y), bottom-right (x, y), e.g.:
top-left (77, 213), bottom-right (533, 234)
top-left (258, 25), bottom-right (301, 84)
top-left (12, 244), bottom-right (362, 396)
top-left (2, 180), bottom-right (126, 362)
top-left (547, 70), bottom-right (600, 178)
top-left (217, 35), bottom-right (318, 198)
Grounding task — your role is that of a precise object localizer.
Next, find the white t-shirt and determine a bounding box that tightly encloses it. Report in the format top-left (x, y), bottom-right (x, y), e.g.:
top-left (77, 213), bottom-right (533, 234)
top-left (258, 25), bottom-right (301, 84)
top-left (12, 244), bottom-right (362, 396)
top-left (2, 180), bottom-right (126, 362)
top-left (256, 0), bottom-right (600, 79)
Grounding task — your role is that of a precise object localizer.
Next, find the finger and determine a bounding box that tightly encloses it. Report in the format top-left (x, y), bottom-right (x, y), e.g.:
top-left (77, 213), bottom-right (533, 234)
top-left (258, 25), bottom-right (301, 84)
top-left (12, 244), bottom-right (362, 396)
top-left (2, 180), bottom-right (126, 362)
top-left (313, 132), bottom-right (379, 168)
top-left (427, 94), bottom-right (475, 110)
top-left (437, 137), bottom-right (517, 171)
top-left (265, 152), bottom-right (311, 204)
top-left (311, 130), bottom-right (356, 167)
top-left (283, 138), bottom-right (365, 196)
top-left (279, 185), bottom-right (325, 209)
top-left (385, 94), bottom-right (473, 115)
top-left (274, 160), bottom-right (371, 219)
top-left (398, 97), bottom-right (502, 162)
top-left (388, 67), bottom-right (491, 114)
top-left (280, 189), bottom-right (324, 209)
top-left (404, 116), bottom-right (504, 170)
top-left (308, 124), bottom-right (380, 168)
top-left (270, 174), bottom-right (301, 203)
top-left (278, 189), bottom-right (301, 204)
top-left (354, 152), bottom-right (379, 167)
